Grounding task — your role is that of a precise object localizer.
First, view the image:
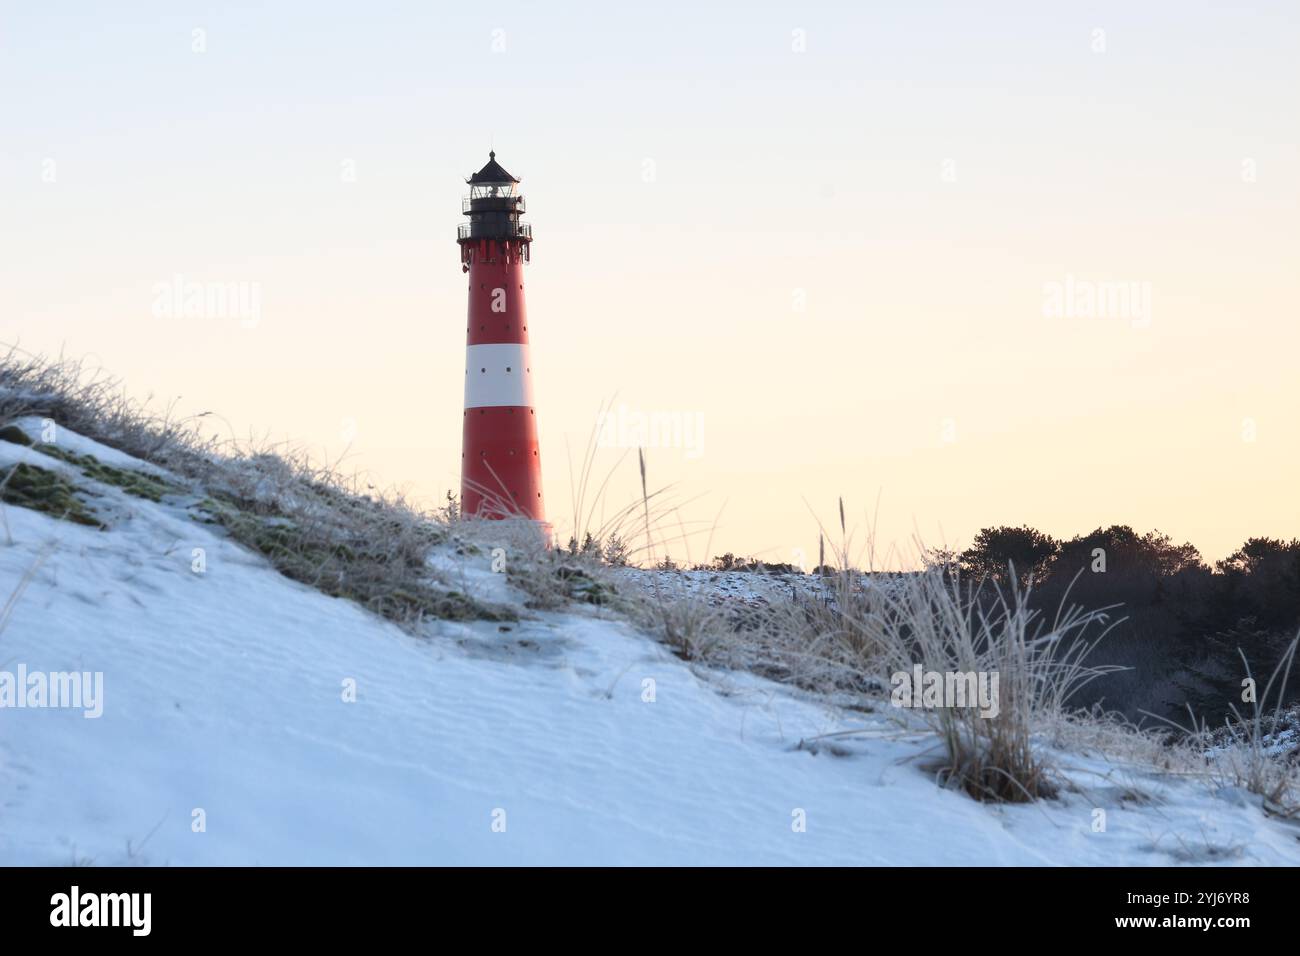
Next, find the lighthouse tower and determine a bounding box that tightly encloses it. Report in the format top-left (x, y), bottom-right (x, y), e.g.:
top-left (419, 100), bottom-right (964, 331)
top-left (457, 151), bottom-right (544, 520)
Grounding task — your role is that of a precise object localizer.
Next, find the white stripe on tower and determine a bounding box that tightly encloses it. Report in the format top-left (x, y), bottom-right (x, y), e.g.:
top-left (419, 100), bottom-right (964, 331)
top-left (464, 343), bottom-right (534, 409)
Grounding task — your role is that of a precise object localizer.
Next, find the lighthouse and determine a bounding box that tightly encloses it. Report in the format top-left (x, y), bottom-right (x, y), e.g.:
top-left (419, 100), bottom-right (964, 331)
top-left (458, 151), bottom-right (545, 521)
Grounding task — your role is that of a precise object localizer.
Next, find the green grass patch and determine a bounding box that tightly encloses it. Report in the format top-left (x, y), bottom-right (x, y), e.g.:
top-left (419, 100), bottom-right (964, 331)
top-left (508, 560), bottom-right (620, 610)
top-left (0, 424), bottom-right (33, 446)
top-left (32, 443), bottom-right (180, 502)
top-left (0, 463), bottom-right (104, 528)
top-left (375, 586), bottom-right (515, 623)
top-left (554, 565), bottom-right (617, 606)
top-left (197, 493), bottom-right (513, 625)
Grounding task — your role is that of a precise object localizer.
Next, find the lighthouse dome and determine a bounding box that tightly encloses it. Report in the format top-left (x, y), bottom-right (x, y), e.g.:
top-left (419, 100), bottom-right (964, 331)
top-left (467, 151), bottom-right (520, 185)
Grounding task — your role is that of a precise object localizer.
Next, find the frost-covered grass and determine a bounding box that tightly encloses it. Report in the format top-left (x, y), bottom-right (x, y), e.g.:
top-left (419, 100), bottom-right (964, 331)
top-left (613, 509), bottom-right (1300, 813)
top-left (680, 571), bottom-right (1299, 814)
top-left (0, 346), bottom-right (510, 628)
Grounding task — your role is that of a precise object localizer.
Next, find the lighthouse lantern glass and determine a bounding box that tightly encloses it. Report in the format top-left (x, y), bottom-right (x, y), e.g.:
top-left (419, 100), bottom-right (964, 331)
top-left (470, 181), bottom-right (517, 200)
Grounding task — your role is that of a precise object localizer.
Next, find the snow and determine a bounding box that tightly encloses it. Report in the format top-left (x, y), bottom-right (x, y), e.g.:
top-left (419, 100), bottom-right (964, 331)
top-left (1, 428), bottom-right (1299, 865)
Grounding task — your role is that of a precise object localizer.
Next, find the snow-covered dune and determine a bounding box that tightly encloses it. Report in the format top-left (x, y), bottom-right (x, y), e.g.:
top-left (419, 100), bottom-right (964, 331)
top-left (1, 426), bottom-right (1297, 865)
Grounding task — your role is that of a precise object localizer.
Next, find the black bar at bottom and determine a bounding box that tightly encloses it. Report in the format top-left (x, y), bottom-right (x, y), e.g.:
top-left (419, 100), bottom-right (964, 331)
top-left (0, 866), bottom-right (1277, 941)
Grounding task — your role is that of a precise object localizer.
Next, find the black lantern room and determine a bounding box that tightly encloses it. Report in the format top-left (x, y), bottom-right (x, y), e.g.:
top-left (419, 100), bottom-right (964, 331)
top-left (458, 151), bottom-right (532, 245)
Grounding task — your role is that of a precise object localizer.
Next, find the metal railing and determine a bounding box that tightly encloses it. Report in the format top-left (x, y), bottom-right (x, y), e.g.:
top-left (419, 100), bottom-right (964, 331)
top-left (457, 222), bottom-right (532, 241)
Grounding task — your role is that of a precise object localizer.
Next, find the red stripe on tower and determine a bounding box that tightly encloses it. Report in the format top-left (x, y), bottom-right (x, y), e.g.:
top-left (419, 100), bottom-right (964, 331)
top-left (457, 151), bottom-right (544, 521)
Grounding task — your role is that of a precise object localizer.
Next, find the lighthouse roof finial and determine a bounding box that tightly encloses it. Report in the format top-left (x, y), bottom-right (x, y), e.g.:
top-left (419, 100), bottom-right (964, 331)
top-left (468, 150), bottom-right (520, 184)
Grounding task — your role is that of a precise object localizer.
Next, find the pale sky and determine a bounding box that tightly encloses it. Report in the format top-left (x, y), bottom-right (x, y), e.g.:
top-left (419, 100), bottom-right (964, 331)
top-left (3, 1), bottom-right (1298, 568)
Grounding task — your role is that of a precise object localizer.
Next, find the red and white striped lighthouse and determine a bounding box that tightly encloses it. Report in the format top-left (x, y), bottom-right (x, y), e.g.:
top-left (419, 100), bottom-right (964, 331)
top-left (458, 151), bottom-right (544, 521)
